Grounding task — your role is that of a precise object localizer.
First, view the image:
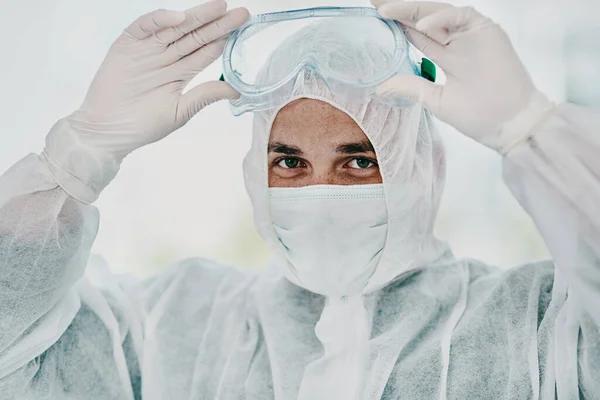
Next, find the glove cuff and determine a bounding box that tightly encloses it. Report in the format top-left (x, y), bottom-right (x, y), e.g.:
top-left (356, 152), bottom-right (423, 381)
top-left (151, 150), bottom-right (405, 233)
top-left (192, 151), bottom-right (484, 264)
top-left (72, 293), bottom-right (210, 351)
top-left (41, 117), bottom-right (122, 204)
top-left (496, 91), bottom-right (557, 156)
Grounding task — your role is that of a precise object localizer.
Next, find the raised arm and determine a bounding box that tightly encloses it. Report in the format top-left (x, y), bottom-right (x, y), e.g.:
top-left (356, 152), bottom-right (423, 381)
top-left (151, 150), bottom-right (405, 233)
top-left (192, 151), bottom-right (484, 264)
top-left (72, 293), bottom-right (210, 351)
top-left (370, 1), bottom-right (599, 396)
top-left (501, 104), bottom-right (600, 397)
top-left (0, 2), bottom-right (248, 397)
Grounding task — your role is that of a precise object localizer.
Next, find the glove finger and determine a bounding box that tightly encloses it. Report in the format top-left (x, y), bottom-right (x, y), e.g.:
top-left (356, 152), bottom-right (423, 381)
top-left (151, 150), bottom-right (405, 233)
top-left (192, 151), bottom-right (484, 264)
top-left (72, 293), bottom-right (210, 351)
top-left (124, 9), bottom-right (186, 41)
top-left (370, 0), bottom-right (399, 7)
top-left (155, 0), bottom-right (227, 45)
top-left (376, 75), bottom-right (444, 116)
top-left (403, 26), bottom-right (446, 64)
top-left (175, 37), bottom-right (228, 77)
top-left (177, 81), bottom-right (239, 124)
top-left (416, 6), bottom-right (485, 44)
top-left (167, 8), bottom-right (249, 61)
top-left (377, 1), bottom-right (452, 29)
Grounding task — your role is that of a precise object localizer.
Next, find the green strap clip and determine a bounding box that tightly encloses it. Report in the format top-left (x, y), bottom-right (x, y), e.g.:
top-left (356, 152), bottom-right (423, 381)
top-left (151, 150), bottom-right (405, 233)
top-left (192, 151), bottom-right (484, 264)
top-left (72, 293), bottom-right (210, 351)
top-left (421, 58), bottom-right (436, 83)
top-left (219, 73), bottom-right (225, 82)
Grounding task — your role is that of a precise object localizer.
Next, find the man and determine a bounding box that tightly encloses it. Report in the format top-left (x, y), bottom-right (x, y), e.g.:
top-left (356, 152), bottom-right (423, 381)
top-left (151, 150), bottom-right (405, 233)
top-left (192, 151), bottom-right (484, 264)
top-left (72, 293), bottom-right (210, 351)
top-left (0, 0), bottom-right (598, 399)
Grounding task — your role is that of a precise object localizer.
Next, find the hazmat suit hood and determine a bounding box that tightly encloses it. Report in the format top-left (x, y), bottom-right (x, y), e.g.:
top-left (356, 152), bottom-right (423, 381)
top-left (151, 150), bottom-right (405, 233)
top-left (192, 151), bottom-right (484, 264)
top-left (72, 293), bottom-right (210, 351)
top-left (242, 18), bottom-right (452, 296)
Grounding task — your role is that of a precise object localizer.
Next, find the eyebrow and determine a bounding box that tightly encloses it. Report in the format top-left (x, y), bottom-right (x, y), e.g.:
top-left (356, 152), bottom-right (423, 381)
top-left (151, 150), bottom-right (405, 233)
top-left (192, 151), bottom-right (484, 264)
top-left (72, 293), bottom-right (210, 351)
top-left (336, 141), bottom-right (375, 154)
top-left (267, 140), bottom-right (376, 156)
top-left (267, 141), bottom-right (304, 156)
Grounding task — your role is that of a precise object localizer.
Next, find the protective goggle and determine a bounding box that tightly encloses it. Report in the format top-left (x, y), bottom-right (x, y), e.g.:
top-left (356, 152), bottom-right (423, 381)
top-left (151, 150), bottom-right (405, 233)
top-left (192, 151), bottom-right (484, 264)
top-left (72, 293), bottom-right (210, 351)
top-left (220, 7), bottom-right (436, 116)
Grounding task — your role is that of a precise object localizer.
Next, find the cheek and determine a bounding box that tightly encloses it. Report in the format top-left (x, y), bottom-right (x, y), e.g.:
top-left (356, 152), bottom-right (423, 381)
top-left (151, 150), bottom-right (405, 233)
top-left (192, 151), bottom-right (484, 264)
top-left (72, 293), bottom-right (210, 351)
top-left (373, 171), bottom-right (384, 184)
top-left (336, 168), bottom-right (383, 185)
top-left (268, 174), bottom-right (311, 188)
top-left (361, 171), bottom-right (383, 185)
top-left (268, 164), bottom-right (310, 188)
top-left (267, 165), bottom-right (281, 188)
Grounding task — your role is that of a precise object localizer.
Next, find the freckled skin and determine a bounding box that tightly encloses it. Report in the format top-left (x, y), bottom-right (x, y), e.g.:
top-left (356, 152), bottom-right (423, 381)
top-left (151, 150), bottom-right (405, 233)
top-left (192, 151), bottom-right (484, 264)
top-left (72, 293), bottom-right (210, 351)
top-left (268, 98), bottom-right (383, 188)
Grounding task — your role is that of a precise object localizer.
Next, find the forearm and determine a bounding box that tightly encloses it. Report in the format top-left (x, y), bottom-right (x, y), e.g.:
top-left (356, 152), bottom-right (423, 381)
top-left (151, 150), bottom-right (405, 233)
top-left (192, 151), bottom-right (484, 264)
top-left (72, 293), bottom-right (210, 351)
top-left (0, 154), bottom-right (98, 363)
top-left (502, 103), bottom-right (600, 325)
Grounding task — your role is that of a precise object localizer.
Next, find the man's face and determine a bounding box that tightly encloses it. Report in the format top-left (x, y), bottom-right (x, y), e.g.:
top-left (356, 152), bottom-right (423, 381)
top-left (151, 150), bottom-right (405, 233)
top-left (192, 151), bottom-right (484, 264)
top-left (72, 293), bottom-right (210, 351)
top-left (268, 98), bottom-right (382, 188)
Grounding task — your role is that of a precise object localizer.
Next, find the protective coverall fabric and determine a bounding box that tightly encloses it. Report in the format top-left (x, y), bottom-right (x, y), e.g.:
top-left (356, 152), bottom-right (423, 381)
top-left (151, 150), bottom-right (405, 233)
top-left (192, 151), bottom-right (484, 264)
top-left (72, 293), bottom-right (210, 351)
top-left (243, 20), bottom-right (454, 397)
top-left (1, 23), bottom-right (600, 400)
top-left (1, 111), bottom-right (600, 400)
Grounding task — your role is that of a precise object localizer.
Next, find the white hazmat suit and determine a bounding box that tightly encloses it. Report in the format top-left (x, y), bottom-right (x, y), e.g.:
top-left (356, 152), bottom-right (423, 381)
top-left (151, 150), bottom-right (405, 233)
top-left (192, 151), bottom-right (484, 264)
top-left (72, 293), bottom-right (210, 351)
top-left (1, 2), bottom-right (599, 400)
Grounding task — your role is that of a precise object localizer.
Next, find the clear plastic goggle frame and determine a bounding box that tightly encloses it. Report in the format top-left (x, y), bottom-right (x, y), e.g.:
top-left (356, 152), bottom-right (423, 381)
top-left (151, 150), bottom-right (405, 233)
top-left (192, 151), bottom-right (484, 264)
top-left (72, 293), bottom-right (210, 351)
top-left (221, 7), bottom-right (426, 116)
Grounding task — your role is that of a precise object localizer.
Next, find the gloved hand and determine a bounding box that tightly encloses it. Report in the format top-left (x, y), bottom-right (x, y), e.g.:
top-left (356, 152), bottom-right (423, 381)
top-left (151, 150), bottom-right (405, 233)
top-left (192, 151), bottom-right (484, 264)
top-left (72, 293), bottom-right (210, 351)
top-left (41, 0), bottom-right (249, 204)
top-left (371, 0), bottom-right (556, 155)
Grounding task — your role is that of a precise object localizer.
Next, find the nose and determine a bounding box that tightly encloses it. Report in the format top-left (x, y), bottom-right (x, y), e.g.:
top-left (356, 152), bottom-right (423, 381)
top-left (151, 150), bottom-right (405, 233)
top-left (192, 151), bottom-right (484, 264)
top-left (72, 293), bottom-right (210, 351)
top-left (307, 171), bottom-right (344, 186)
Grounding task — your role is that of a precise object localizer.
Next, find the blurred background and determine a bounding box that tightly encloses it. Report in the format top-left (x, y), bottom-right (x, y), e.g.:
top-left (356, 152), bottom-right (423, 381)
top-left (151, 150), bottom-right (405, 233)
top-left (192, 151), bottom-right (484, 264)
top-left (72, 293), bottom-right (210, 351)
top-left (0, 0), bottom-right (597, 277)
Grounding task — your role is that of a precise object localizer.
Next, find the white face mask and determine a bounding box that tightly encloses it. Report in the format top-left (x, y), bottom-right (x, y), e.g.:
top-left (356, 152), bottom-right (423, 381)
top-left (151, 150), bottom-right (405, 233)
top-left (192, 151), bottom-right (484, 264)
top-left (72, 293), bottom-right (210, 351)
top-left (268, 184), bottom-right (388, 298)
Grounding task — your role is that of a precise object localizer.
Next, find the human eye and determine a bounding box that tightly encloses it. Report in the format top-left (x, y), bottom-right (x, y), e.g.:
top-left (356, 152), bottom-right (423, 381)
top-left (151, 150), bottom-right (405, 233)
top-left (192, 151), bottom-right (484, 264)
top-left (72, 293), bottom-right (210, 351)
top-left (347, 157), bottom-right (377, 169)
top-left (276, 157), bottom-right (304, 169)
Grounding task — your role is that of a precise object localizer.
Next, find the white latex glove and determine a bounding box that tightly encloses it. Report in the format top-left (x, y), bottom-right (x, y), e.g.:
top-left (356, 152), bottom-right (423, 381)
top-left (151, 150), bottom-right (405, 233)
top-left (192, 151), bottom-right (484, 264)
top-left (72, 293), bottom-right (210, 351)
top-left (372, 0), bottom-right (556, 155)
top-left (41, 0), bottom-right (249, 204)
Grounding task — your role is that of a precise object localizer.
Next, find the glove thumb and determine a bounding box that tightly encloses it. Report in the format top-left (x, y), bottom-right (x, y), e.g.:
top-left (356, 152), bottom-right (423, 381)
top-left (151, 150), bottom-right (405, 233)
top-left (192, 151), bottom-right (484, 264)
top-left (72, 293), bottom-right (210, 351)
top-left (177, 81), bottom-right (240, 124)
top-left (377, 75), bottom-right (444, 115)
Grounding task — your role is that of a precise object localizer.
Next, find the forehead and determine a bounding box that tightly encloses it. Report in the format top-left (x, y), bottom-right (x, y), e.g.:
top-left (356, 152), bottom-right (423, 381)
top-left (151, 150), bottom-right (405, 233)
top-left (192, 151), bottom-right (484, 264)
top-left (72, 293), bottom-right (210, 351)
top-left (269, 98), bottom-right (369, 146)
